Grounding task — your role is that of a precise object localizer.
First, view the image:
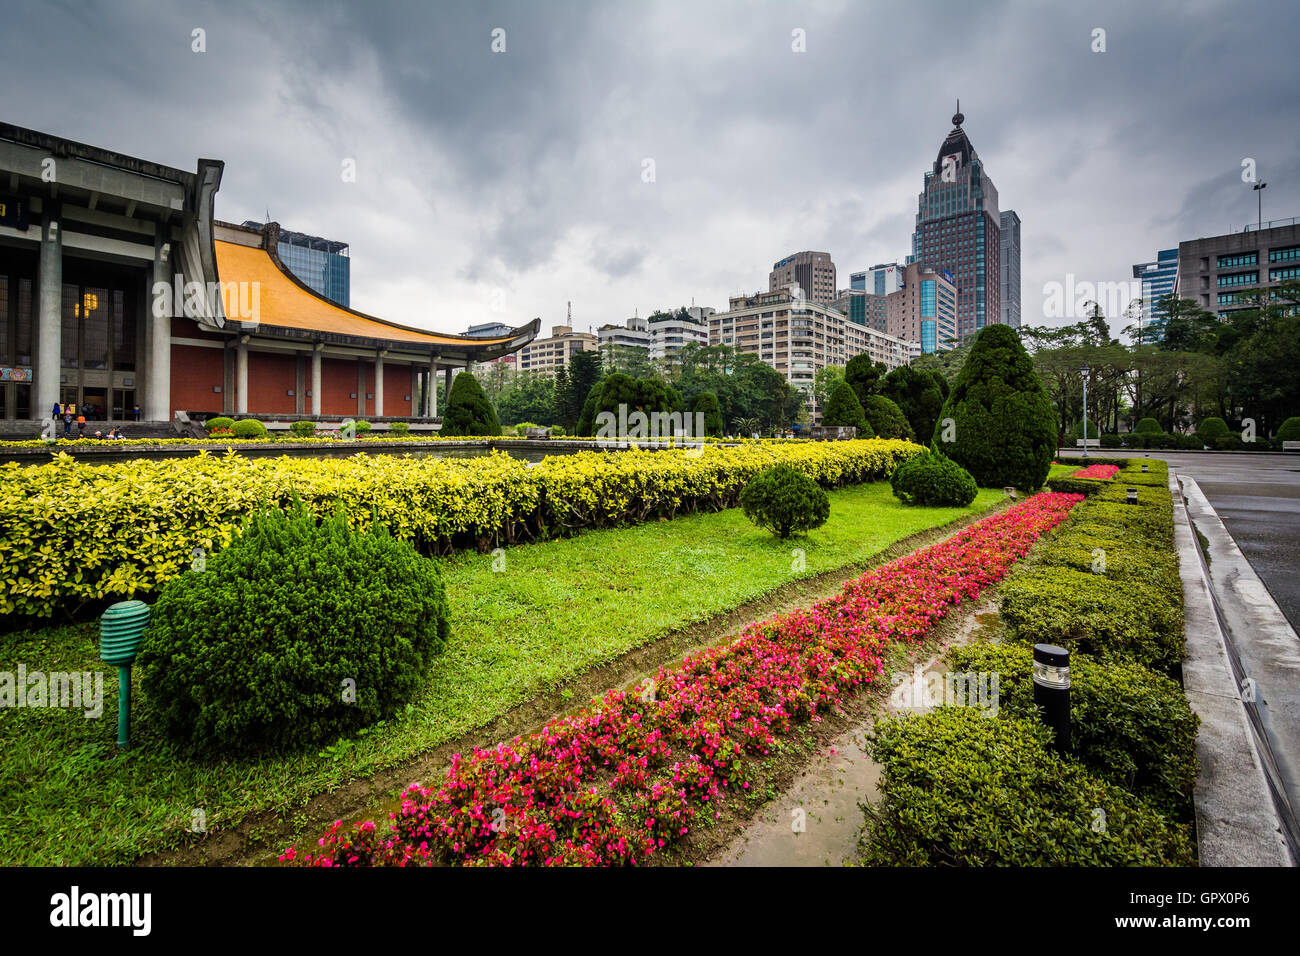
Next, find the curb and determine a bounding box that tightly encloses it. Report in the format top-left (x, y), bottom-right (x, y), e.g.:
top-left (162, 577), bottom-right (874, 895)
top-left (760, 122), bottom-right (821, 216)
top-left (1171, 469), bottom-right (1295, 865)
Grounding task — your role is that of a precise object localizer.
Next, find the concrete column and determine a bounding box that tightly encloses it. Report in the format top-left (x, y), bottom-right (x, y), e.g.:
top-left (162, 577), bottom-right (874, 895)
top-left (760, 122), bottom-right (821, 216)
top-left (311, 343), bottom-right (322, 416)
top-left (146, 232), bottom-right (172, 421)
top-left (374, 350), bottom-right (385, 417)
top-left (444, 366), bottom-right (453, 410)
top-left (236, 338), bottom-right (249, 415)
top-left (428, 353), bottom-right (438, 417)
top-left (35, 213), bottom-right (62, 419)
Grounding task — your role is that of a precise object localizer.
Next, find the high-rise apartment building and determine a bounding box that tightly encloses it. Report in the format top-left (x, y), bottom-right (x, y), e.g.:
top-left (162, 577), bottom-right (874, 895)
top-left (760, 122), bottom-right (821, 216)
top-left (769, 251), bottom-right (837, 305)
top-left (850, 263), bottom-right (905, 297)
top-left (908, 109), bottom-right (1001, 341)
top-left (597, 315), bottom-right (651, 362)
top-left (999, 210), bottom-right (1021, 328)
top-left (1130, 249), bottom-right (1178, 342)
top-left (709, 289), bottom-right (912, 420)
top-left (1174, 219), bottom-right (1300, 322)
top-left (243, 220), bottom-right (350, 307)
top-left (648, 308), bottom-right (710, 362)
top-left (515, 324), bottom-right (597, 375)
top-left (886, 263), bottom-right (958, 354)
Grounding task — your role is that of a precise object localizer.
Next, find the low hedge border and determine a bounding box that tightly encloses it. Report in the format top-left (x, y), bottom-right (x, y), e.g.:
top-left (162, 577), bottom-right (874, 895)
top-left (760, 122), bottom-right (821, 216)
top-left (1000, 458), bottom-right (1183, 672)
top-left (0, 439), bottom-right (923, 619)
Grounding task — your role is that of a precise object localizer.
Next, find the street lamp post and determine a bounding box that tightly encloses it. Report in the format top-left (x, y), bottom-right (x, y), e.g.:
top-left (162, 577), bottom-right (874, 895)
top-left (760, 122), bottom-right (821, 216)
top-left (1254, 182), bottom-right (1268, 230)
top-left (1080, 363), bottom-right (1090, 458)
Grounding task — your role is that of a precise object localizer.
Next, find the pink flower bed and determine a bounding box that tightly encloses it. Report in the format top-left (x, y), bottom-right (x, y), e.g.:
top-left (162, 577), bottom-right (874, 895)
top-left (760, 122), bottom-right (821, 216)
top-left (282, 492), bottom-right (1083, 867)
top-left (1071, 464), bottom-right (1119, 480)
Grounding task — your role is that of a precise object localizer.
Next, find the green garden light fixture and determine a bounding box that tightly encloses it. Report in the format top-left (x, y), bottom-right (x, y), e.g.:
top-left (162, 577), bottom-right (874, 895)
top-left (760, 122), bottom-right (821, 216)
top-left (100, 600), bottom-right (151, 749)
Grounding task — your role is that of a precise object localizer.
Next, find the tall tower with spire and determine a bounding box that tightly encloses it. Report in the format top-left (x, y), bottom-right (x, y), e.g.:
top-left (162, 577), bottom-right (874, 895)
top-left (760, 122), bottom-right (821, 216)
top-left (909, 105), bottom-right (1002, 343)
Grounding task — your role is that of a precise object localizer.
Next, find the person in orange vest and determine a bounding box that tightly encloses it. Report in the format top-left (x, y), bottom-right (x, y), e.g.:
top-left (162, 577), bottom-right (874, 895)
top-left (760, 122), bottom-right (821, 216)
top-left (76, 410), bottom-right (86, 437)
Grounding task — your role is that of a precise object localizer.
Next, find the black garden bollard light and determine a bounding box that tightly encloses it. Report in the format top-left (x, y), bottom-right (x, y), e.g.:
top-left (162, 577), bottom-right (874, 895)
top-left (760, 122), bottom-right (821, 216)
top-left (1032, 643), bottom-right (1070, 754)
top-left (1141, 463), bottom-right (1149, 473)
top-left (1126, 487), bottom-right (1139, 504)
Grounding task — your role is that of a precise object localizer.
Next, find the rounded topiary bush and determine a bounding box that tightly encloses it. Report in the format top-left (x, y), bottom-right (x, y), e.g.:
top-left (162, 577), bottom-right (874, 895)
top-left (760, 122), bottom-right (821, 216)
top-left (231, 418), bottom-right (268, 438)
top-left (890, 450), bottom-right (977, 507)
top-left (933, 324), bottom-right (1056, 490)
top-left (356, 420), bottom-right (372, 434)
top-left (739, 464), bottom-right (829, 538)
top-left (862, 394), bottom-right (915, 441)
top-left (389, 421), bottom-right (410, 435)
top-left (821, 382), bottom-right (872, 436)
top-left (204, 416), bottom-right (235, 433)
top-left (1177, 432), bottom-right (1204, 450)
top-left (1195, 417), bottom-right (1229, 444)
top-left (1135, 417), bottom-right (1163, 435)
top-left (1068, 419), bottom-right (1100, 440)
top-left (1276, 417), bottom-right (1300, 443)
top-left (290, 420), bottom-right (317, 438)
top-left (138, 505), bottom-right (451, 754)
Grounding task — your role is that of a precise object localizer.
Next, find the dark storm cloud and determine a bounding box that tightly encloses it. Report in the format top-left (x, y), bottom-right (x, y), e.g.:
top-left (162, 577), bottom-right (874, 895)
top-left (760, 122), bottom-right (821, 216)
top-left (2, 0), bottom-right (1297, 335)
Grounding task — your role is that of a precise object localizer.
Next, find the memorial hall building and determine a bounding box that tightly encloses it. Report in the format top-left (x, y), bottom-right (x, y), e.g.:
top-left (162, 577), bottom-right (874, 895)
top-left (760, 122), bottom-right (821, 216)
top-left (0, 122), bottom-right (538, 430)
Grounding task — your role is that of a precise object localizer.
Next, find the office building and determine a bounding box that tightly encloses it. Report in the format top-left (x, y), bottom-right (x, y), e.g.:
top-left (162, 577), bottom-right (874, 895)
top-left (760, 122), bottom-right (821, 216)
top-left (648, 308), bottom-right (709, 362)
top-left (828, 288), bottom-right (888, 334)
top-left (999, 210), bottom-right (1021, 328)
top-left (1173, 219), bottom-right (1300, 321)
top-left (909, 108), bottom-right (1001, 340)
top-left (1129, 249), bottom-right (1178, 342)
top-left (769, 251), bottom-right (837, 305)
top-left (886, 263), bottom-right (958, 354)
top-left (850, 262), bottom-right (905, 297)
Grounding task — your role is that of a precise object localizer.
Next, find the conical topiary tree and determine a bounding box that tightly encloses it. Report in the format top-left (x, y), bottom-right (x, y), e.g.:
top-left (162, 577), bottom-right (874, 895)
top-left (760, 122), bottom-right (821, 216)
top-left (933, 324), bottom-right (1056, 489)
top-left (821, 381), bottom-right (873, 436)
top-left (863, 394), bottom-right (915, 441)
top-left (440, 370), bottom-right (501, 436)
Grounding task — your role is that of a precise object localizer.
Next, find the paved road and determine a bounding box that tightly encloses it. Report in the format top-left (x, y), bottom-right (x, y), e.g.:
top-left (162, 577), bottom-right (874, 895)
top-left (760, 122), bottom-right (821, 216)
top-left (1069, 450), bottom-right (1300, 630)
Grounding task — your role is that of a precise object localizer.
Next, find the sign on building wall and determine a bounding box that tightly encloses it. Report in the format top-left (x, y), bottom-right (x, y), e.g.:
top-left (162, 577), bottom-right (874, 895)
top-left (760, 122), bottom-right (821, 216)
top-left (0, 367), bottom-right (34, 382)
top-left (0, 195), bottom-right (30, 231)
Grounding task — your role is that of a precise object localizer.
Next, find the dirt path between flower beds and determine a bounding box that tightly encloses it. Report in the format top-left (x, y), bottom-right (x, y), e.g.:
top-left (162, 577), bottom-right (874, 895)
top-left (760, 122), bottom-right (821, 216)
top-left (141, 500), bottom-right (1013, 868)
top-left (698, 596), bottom-right (1003, 867)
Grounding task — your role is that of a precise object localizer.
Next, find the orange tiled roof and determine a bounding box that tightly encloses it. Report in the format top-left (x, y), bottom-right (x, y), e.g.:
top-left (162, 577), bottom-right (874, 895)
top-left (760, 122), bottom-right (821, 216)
top-left (213, 239), bottom-right (517, 347)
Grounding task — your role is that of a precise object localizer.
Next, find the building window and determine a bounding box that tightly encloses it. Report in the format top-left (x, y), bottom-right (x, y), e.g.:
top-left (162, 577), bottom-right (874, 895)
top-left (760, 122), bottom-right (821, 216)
top-left (1217, 272), bottom-right (1259, 288)
top-left (1270, 266), bottom-right (1300, 282)
top-left (1217, 252), bottom-right (1258, 269)
top-left (1270, 246), bottom-right (1300, 263)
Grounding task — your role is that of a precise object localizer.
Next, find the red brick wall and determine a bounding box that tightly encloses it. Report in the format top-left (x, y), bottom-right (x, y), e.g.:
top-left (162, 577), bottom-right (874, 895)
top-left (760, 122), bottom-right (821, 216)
top-left (246, 352), bottom-right (297, 415)
top-left (170, 344), bottom-right (225, 414)
top-left (321, 357), bottom-right (358, 416)
top-left (383, 362), bottom-right (412, 418)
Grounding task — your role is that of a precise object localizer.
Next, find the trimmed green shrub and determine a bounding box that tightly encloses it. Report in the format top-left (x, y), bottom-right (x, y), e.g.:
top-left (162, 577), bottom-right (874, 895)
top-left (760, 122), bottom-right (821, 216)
top-left (389, 422), bottom-right (410, 436)
top-left (692, 391), bottom-right (724, 438)
top-left (739, 464), bottom-right (830, 538)
top-left (1277, 417), bottom-right (1300, 443)
top-left (859, 707), bottom-right (1194, 866)
top-left (1135, 417), bottom-right (1163, 435)
top-left (844, 354), bottom-right (886, 405)
top-left (881, 365), bottom-right (946, 445)
top-left (138, 504), bottom-right (451, 754)
top-left (290, 420), bottom-right (317, 438)
top-left (356, 420), bottom-right (372, 434)
top-left (231, 419), bottom-right (268, 439)
top-left (1214, 434), bottom-right (1244, 451)
top-left (1100, 433), bottom-right (1123, 448)
top-left (821, 382), bottom-right (872, 436)
top-left (1176, 432), bottom-right (1203, 450)
top-left (945, 644), bottom-right (1197, 820)
top-left (441, 371), bottom-right (501, 436)
top-left (550, 424), bottom-right (566, 437)
top-left (1068, 419), bottom-right (1100, 439)
top-left (890, 450), bottom-right (977, 507)
top-left (933, 324), bottom-right (1056, 490)
top-left (862, 395), bottom-right (914, 441)
top-left (1196, 417), bottom-right (1229, 444)
top-left (204, 417), bottom-right (235, 433)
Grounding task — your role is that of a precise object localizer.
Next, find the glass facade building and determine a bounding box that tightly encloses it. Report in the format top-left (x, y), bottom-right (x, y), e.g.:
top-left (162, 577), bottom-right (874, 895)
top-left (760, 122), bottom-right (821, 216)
top-left (1131, 248), bottom-right (1177, 342)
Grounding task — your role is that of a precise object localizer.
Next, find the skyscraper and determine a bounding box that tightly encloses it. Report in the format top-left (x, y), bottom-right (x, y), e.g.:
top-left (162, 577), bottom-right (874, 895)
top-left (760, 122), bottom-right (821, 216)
top-left (849, 263), bottom-right (905, 297)
top-left (1131, 248), bottom-right (1178, 342)
top-left (909, 107), bottom-right (1001, 341)
top-left (999, 210), bottom-right (1021, 328)
top-left (769, 251), bottom-right (837, 305)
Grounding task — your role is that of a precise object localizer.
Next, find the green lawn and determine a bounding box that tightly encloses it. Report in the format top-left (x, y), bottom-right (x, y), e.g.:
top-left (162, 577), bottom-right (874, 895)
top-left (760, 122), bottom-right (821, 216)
top-left (0, 482), bottom-right (1001, 865)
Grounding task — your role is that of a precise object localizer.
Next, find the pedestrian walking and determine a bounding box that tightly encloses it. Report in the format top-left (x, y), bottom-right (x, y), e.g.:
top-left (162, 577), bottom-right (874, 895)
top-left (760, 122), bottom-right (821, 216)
top-left (76, 412), bottom-right (86, 437)
top-left (62, 407), bottom-right (74, 437)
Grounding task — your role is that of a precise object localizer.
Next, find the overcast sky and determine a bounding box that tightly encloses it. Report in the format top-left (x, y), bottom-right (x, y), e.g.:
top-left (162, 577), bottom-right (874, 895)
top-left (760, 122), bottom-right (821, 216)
top-left (4, 0), bottom-right (1297, 338)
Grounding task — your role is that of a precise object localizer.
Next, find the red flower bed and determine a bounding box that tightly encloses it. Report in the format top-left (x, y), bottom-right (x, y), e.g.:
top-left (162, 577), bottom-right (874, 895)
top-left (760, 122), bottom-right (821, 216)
top-left (282, 492), bottom-right (1083, 867)
top-left (1071, 464), bottom-right (1119, 480)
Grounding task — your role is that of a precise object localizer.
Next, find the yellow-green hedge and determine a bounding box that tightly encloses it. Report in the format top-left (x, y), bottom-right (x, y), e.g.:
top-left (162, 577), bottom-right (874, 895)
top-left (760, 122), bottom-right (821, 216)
top-left (0, 439), bottom-right (920, 618)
